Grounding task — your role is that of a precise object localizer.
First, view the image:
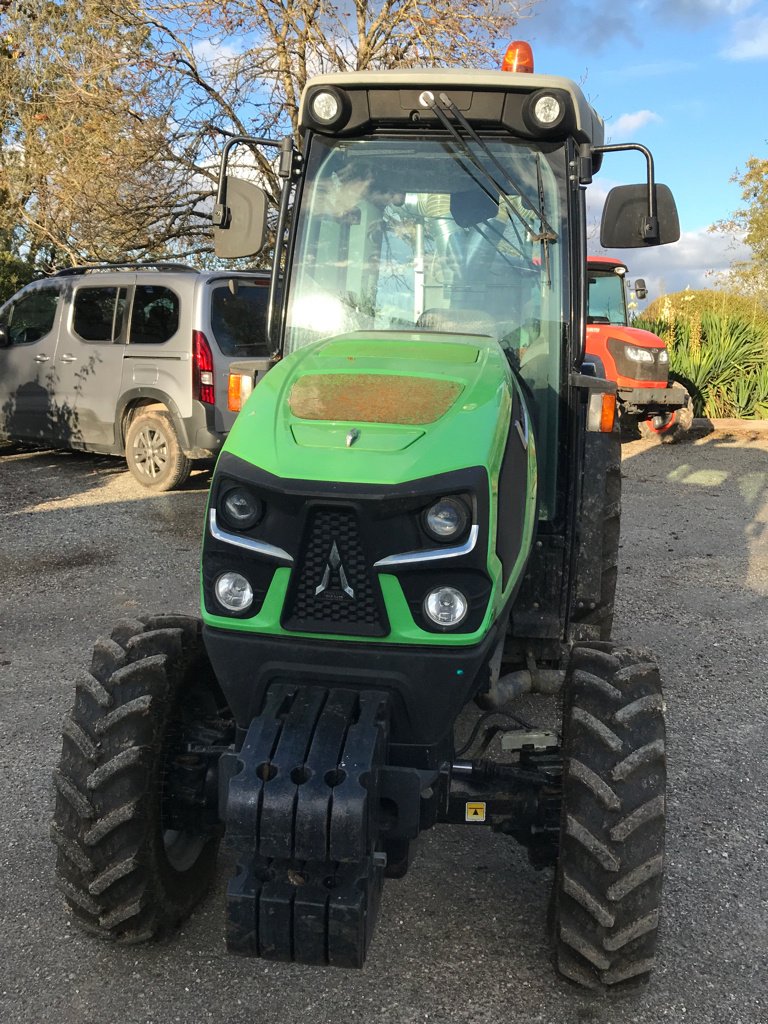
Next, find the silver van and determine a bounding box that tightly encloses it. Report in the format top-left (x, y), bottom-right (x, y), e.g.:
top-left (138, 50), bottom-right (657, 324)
top-left (0, 264), bottom-right (271, 489)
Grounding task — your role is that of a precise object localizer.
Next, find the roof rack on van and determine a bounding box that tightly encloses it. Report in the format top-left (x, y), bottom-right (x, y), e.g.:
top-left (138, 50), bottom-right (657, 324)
top-left (53, 262), bottom-right (198, 276)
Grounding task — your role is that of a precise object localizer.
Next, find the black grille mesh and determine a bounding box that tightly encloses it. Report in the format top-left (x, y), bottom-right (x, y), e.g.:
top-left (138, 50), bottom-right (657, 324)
top-left (282, 508), bottom-right (387, 636)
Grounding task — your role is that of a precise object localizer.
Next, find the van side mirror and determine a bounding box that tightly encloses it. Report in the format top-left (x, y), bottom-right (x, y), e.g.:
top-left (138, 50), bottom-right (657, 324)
top-left (633, 278), bottom-right (648, 300)
top-left (213, 177), bottom-right (269, 259)
top-left (601, 183), bottom-right (680, 248)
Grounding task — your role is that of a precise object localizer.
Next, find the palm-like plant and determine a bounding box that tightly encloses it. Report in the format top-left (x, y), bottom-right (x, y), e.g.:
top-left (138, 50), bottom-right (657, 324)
top-left (635, 313), bottom-right (768, 419)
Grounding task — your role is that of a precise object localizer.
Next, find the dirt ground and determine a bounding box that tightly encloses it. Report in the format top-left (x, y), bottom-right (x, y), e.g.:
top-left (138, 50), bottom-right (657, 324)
top-left (0, 431), bottom-right (766, 1024)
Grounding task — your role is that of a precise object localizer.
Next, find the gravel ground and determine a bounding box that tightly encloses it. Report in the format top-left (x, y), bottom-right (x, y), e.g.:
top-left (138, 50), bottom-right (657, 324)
top-left (0, 433), bottom-right (766, 1024)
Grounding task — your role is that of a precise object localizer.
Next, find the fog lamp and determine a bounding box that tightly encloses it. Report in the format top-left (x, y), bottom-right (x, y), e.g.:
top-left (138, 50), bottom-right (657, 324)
top-left (424, 587), bottom-right (468, 629)
top-left (215, 572), bottom-right (254, 612)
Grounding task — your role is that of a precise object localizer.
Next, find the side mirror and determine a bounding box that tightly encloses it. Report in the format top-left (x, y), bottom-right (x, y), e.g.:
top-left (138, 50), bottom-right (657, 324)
top-left (213, 177), bottom-right (269, 259)
top-left (633, 278), bottom-right (648, 300)
top-left (0, 324), bottom-right (9, 348)
top-left (600, 183), bottom-right (680, 248)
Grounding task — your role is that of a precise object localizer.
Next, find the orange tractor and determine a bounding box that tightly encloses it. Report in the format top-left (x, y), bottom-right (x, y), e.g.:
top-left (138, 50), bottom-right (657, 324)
top-left (585, 255), bottom-right (692, 440)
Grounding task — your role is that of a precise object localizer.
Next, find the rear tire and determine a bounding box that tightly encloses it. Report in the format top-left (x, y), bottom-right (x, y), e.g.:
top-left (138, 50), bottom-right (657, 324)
top-left (125, 409), bottom-right (191, 491)
top-left (52, 614), bottom-right (231, 942)
top-left (552, 642), bottom-right (666, 989)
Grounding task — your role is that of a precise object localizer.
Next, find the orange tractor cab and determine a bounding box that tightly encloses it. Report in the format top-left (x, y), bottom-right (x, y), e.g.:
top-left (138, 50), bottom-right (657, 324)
top-left (585, 255), bottom-right (692, 439)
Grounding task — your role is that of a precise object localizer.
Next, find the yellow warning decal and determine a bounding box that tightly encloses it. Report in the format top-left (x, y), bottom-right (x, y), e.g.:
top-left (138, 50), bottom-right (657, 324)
top-left (465, 802), bottom-right (486, 822)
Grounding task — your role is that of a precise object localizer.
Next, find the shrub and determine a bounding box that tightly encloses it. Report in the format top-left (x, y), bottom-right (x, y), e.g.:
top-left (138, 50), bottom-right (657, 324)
top-left (635, 311), bottom-right (768, 419)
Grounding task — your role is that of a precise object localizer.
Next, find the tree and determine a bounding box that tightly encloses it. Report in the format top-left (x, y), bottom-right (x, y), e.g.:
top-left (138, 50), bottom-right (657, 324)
top-left (1, 0), bottom-right (539, 269)
top-left (0, 0), bottom-right (187, 269)
top-left (712, 154), bottom-right (768, 306)
top-left (121, 0), bottom-right (539, 245)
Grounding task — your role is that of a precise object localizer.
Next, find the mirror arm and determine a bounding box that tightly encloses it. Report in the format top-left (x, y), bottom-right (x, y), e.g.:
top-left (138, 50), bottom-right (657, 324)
top-left (593, 143), bottom-right (659, 241)
top-left (213, 135), bottom-right (284, 229)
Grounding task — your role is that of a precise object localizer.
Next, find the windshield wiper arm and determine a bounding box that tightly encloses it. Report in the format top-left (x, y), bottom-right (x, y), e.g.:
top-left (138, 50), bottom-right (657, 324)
top-left (420, 90), bottom-right (558, 243)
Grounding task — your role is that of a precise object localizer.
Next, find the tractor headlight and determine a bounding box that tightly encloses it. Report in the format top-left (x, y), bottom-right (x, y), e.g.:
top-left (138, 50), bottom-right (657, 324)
top-left (424, 587), bottom-right (468, 629)
top-left (658, 349), bottom-right (669, 364)
top-left (423, 497), bottom-right (470, 542)
top-left (220, 486), bottom-right (263, 530)
top-left (214, 571), bottom-right (254, 613)
top-left (624, 345), bottom-right (655, 364)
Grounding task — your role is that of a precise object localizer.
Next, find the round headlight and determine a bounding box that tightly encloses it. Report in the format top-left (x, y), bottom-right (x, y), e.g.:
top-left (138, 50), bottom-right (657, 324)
top-left (533, 94), bottom-right (562, 126)
top-left (312, 90), bottom-right (340, 123)
top-left (424, 587), bottom-right (468, 629)
top-left (221, 487), bottom-right (262, 530)
top-left (423, 497), bottom-right (470, 542)
top-left (215, 571), bottom-right (254, 613)
top-left (658, 349), bottom-right (669, 364)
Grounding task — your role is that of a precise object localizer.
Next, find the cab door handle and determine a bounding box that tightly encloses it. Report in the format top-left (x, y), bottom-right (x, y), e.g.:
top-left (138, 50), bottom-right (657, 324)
top-left (60, 353), bottom-right (77, 363)
top-left (34, 354), bottom-right (50, 363)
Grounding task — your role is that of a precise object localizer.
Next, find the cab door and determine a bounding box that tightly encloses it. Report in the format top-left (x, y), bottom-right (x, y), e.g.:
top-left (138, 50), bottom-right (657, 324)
top-left (0, 283), bottom-right (64, 443)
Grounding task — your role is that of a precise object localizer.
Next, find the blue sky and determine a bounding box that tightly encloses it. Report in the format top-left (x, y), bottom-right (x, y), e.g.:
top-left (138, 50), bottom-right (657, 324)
top-left (526, 0), bottom-right (768, 298)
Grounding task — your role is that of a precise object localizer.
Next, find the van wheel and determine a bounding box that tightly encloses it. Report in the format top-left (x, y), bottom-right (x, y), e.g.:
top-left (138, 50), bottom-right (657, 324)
top-left (125, 410), bottom-right (191, 491)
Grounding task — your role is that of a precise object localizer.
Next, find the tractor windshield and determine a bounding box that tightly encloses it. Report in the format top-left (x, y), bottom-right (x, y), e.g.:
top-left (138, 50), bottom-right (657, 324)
top-left (284, 133), bottom-right (570, 516)
top-left (587, 268), bottom-right (628, 326)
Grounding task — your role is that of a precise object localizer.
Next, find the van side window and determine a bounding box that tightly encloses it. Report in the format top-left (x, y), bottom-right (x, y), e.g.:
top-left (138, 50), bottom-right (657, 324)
top-left (129, 286), bottom-right (180, 344)
top-left (210, 283), bottom-right (269, 356)
top-left (73, 287), bottom-right (126, 343)
top-left (3, 288), bottom-right (60, 345)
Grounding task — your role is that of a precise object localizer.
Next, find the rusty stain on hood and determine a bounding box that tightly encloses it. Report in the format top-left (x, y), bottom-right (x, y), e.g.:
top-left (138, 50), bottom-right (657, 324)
top-left (289, 373), bottom-right (462, 425)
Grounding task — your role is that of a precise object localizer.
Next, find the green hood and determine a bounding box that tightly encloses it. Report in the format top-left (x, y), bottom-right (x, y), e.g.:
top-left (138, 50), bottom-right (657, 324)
top-left (224, 331), bottom-right (514, 485)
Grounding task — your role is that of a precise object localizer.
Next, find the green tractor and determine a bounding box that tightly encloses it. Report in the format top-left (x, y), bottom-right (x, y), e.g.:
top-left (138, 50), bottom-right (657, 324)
top-left (52, 56), bottom-right (679, 990)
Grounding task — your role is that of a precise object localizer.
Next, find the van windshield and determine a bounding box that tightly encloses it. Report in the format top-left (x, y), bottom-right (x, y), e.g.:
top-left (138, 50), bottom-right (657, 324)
top-left (210, 282), bottom-right (270, 356)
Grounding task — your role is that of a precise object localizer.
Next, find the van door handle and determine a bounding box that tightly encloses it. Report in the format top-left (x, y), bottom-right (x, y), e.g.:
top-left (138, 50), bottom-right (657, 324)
top-left (34, 354), bottom-right (50, 363)
top-left (60, 353), bottom-right (77, 363)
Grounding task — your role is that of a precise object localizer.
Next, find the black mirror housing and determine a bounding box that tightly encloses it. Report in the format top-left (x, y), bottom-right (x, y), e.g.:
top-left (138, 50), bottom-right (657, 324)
top-left (213, 177), bottom-right (269, 259)
top-left (0, 324), bottom-right (9, 348)
top-left (601, 183), bottom-right (680, 248)
top-left (633, 278), bottom-right (648, 300)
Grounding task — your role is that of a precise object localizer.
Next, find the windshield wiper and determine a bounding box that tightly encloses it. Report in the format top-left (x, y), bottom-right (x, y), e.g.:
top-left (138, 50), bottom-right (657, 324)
top-left (418, 90), bottom-right (558, 246)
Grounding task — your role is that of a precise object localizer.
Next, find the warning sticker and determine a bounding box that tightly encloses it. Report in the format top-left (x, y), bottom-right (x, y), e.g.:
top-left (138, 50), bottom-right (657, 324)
top-left (465, 802), bottom-right (486, 822)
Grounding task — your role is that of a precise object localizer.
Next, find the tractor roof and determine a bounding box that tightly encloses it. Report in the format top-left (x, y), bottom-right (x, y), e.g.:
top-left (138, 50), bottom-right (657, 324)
top-left (299, 68), bottom-right (605, 147)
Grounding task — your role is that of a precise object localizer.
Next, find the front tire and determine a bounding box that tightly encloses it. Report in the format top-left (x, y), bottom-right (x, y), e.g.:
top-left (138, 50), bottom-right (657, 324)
top-left (638, 384), bottom-right (693, 444)
top-left (552, 642), bottom-right (666, 989)
top-left (125, 409), bottom-right (191, 491)
top-left (52, 615), bottom-right (231, 942)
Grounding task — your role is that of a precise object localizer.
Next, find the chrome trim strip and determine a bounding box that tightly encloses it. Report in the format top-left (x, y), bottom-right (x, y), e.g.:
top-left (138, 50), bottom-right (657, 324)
top-left (209, 509), bottom-right (293, 564)
top-left (515, 413), bottom-right (529, 450)
top-left (373, 524), bottom-right (479, 568)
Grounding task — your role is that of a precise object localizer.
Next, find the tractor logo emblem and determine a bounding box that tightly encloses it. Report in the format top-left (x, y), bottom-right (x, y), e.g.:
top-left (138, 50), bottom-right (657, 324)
top-left (315, 540), bottom-right (355, 599)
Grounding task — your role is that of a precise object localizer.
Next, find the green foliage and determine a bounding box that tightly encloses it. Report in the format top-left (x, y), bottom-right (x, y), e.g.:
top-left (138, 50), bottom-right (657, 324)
top-left (711, 155), bottom-right (768, 303)
top-left (0, 251), bottom-right (36, 305)
top-left (635, 310), bottom-right (768, 419)
top-left (643, 288), bottom-right (768, 328)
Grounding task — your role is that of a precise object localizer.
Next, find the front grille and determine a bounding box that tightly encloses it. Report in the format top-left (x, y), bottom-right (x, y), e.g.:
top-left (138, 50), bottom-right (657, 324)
top-left (282, 507), bottom-right (388, 637)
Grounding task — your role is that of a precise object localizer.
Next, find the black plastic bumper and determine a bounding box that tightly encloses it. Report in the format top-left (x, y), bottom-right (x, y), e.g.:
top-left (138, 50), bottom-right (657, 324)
top-left (202, 624), bottom-right (502, 762)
